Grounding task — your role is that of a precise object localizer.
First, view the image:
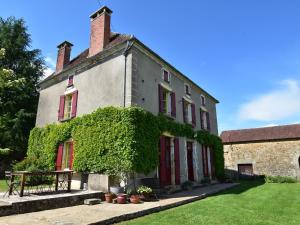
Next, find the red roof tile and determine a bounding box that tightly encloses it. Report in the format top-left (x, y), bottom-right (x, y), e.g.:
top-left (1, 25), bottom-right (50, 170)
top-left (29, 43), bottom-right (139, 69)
top-left (220, 124), bottom-right (300, 143)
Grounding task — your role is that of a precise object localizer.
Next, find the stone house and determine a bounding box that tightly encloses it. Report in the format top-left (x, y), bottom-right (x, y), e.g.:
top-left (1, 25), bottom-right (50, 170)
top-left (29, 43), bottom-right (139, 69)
top-left (36, 6), bottom-right (219, 189)
top-left (221, 124), bottom-right (300, 180)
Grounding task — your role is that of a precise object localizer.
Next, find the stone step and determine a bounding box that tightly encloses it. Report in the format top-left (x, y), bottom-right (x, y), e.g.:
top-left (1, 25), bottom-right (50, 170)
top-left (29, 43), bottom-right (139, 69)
top-left (83, 198), bottom-right (101, 205)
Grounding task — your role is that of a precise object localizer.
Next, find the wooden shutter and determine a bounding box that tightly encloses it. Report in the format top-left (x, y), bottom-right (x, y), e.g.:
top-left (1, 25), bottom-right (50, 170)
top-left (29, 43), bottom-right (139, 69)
top-left (56, 144), bottom-right (64, 170)
top-left (159, 136), bottom-right (166, 186)
top-left (69, 142), bottom-right (74, 169)
top-left (182, 98), bottom-right (186, 123)
top-left (202, 146), bottom-right (208, 177)
top-left (158, 84), bottom-right (164, 113)
top-left (58, 95), bottom-right (65, 121)
top-left (71, 90), bottom-right (78, 118)
top-left (171, 92), bottom-right (176, 118)
top-left (191, 103), bottom-right (196, 127)
top-left (200, 109), bottom-right (204, 129)
top-left (206, 112), bottom-right (211, 131)
top-left (174, 138), bottom-right (180, 185)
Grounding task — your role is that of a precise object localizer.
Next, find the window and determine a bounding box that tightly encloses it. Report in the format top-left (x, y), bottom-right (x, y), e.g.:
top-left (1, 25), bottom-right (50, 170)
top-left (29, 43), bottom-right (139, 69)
top-left (162, 69), bottom-right (170, 83)
top-left (58, 90), bottom-right (78, 121)
top-left (158, 84), bottom-right (176, 117)
top-left (56, 142), bottom-right (74, 170)
top-left (200, 109), bottom-right (210, 131)
top-left (201, 95), bottom-right (206, 106)
top-left (185, 83), bottom-right (191, 96)
top-left (183, 100), bottom-right (192, 123)
top-left (298, 156), bottom-right (300, 169)
top-left (64, 94), bottom-right (73, 119)
top-left (183, 99), bottom-right (195, 126)
top-left (62, 142), bottom-right (72, 170)
top-left (68, 75), bottom-right (74, 86)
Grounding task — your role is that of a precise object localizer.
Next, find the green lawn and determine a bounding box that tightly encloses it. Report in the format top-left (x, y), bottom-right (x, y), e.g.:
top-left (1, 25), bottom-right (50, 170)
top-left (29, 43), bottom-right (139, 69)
top-left (120, 180), bottom-right (300, 225)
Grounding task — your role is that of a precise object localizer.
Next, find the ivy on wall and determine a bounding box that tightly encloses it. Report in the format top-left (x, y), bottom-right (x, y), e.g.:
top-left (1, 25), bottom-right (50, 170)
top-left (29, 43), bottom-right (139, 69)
top-left (16, 107), bottom-right (224, 179)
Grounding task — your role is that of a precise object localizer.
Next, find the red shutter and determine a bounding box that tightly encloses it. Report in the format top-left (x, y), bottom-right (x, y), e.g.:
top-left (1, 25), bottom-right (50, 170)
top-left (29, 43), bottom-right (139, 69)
top-left (202, 146), bottom-right (208, 177)
top-left (56, 144), bottom-right (64, 171)
top-left (191, 103), bottom-right (196, 127)
top-left (174, 138), bottom-right (180, 185)
top-left (159, 136), bottom-right (166, 186)
top-left (68, 75), bottom-right (74, 86)
top-left (206, 112), bottom-right (211, 131)
top-left (71, 90), bottom-right (78, 118)
top-left (158, 84), bottom-right (164, 113)
top-left (58, 95), bottom-right (65, 121)
top-left (69, 142), bottom-right (74, 169)
top-left (200, 109), bottom-right (204, 129)
top-left (171, 92), bottom-right (176, 118)
top-left (182, 98), bottom-right (186, 123)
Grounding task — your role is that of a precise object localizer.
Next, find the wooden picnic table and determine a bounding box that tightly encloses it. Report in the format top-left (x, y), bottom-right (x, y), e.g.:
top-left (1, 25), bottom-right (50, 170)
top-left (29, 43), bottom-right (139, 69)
top-left (9, 170), bottom-right (73, 197)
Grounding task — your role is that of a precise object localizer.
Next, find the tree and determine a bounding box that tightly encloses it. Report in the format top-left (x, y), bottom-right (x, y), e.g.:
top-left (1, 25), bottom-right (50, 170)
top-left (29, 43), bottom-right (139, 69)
top-left (0, 17), bottom-right (44, 162)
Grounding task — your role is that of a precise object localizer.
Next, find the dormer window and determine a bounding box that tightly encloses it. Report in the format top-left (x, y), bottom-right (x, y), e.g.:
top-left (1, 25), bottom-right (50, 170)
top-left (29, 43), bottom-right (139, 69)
top-left (162, 69), bottom-right (170, 83)
top-left (185, 83), bottom-right (191, 96)
top-left (201, 95), bottom-right (206, 106)
top-left (68, 75), bottom-right (74, 86)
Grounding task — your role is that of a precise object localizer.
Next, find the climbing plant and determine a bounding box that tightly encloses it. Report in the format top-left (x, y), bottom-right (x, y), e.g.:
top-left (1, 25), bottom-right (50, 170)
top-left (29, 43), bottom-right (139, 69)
top-left (16, 106), bottom-right (224, 179)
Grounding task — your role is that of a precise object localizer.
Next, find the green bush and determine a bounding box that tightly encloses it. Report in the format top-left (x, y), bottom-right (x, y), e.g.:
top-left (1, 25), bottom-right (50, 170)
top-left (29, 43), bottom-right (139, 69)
top-left (17, 106), bottom-right (225, 179)
top-left (265, 176), bottom-right (297, 183)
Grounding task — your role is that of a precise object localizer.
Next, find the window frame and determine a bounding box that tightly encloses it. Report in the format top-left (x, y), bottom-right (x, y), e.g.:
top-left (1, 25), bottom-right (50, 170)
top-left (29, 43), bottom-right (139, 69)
top-left (62, 141), bottom-right (72, 170)
top-left (63, 94), bottom-right (73, 120)
top-left (184, 83), bottom-right (191, 96)
top-left (162, 68), bottom-right (171, 83)
top-left (201, 95), bottom-right (206, 106)
top-left (183, 100), bottom-right (192, 124)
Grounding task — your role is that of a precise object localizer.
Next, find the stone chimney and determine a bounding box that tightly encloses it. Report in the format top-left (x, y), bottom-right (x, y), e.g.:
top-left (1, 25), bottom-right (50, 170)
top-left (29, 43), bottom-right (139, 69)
top-left (88, 6), bottom-right (112, 57)
top-left (56, 41), bottom-right (73, 73)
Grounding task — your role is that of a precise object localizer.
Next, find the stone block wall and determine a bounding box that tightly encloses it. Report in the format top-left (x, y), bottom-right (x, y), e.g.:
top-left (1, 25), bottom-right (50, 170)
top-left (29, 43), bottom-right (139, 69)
top-left (224, 140), bottom-right (300, 180)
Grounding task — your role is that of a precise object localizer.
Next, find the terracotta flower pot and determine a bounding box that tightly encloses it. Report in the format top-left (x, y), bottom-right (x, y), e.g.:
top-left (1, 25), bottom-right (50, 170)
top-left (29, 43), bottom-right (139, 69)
top-left (130, 195), bottom-right (140, 204)
top-left (117, 194), bottom-right (127, 204)
top-left (105, 193), bottom-right (113, 203)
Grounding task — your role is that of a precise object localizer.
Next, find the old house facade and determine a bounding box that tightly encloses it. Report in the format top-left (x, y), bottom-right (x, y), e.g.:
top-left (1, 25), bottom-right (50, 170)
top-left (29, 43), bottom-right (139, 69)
top-left (221, 124), bottom-right (300, 180)
top-left (36, 6), bottom-right (219, 188)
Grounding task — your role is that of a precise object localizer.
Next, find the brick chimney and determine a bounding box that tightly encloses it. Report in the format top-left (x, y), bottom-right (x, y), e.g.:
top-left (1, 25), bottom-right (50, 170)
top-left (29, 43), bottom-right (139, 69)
top-left (56, 41), bottom-right (73, 73)
top-left (88, 6), bottom-right (112, 57)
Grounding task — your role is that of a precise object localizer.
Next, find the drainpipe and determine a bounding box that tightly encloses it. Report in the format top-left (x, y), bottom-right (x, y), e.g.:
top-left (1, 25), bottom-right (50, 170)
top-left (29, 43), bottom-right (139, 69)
top-left (122, 37), bottom-right (134, 107)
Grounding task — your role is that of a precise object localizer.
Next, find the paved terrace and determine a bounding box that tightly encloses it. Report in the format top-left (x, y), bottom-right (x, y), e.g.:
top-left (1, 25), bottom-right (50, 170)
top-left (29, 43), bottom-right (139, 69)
top-left (0, 183), bottom-right (238, 225)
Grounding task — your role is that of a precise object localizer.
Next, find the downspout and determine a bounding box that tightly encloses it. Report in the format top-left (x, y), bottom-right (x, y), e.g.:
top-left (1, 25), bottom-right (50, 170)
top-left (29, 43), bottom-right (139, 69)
top-left (122, 37), bottom-right (134, 107)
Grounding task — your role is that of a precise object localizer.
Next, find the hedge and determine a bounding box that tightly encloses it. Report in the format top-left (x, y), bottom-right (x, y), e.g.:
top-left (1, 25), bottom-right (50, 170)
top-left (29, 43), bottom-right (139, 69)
top-left (16, 106), bottom-right (224, 179)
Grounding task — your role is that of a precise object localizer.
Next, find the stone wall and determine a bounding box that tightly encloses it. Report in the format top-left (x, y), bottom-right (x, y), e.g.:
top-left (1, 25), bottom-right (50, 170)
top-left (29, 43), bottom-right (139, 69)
top-left (224, 140), bottom-right (300, 180)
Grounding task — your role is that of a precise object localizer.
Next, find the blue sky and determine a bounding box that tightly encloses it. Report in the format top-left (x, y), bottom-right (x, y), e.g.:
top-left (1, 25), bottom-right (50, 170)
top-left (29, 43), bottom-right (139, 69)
top-left (1, 0), bottom-right (300, 133)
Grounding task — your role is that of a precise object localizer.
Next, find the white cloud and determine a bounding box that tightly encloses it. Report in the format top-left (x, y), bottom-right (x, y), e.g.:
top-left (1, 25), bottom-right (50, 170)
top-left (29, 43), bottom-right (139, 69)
top-left (43, 67), bottom-right (54, 77)
top-left (238, 79), bottom-right (300, 121)
top-left (45, 57), bottom-right (56, 68)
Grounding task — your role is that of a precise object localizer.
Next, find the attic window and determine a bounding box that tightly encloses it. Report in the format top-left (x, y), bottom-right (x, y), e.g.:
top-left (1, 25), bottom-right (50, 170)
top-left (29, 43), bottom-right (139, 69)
top-left (68, 75), bottom-right (74, 86)
top-left (201, 95), bottom-right (206, 106)
top-left (162, 69), bottom-right (170, 83)
top-left (185, 83), bottom-right (191, 96)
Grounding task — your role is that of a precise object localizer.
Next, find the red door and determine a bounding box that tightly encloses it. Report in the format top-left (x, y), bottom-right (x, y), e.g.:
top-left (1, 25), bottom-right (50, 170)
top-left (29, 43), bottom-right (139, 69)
top-left (159, 136), bottom-right (172, 186)
top-left (202, 146), bottom-right (209, 177)
top-left (187, 142), bottom-right (194, 181)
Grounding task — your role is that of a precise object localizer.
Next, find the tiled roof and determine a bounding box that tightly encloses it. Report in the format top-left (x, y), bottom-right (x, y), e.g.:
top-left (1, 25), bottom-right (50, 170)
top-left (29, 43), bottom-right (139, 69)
top-left (220, 124), bottom-right (300, 144)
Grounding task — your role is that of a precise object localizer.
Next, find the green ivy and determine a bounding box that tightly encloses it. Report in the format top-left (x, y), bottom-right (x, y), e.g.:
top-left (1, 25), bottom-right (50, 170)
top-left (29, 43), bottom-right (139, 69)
top-left (17, 107), bottom-right (224, 179)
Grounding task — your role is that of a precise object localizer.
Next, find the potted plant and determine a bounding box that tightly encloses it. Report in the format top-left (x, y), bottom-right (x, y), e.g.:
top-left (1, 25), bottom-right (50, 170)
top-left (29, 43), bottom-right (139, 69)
top-left (117, 193), bottom-right (127, 204)
top-left (104, 192), bottom-right (113, 203)
top-left (127, 188), bottom-right (140, 204)
top-left (137, 186), bottom-right (152, 201)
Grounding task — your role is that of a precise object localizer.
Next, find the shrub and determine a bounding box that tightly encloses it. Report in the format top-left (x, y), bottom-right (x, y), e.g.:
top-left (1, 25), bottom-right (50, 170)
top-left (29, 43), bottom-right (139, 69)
top-left (137, 185), bottom-right (152, 194)
top-left (265, 176), bottom-right (297, 183)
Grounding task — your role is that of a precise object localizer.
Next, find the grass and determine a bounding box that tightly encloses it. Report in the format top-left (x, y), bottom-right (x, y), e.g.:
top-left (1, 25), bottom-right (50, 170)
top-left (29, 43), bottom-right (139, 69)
top-left (120, 180), bottom-right (300, 225)
top-left (0, 179), bottom-right (7, 192)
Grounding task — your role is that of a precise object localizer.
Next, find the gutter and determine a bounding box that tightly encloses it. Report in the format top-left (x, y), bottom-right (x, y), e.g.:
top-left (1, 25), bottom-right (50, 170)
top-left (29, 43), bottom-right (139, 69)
top-left (122, 36), bottom-right (135, 107)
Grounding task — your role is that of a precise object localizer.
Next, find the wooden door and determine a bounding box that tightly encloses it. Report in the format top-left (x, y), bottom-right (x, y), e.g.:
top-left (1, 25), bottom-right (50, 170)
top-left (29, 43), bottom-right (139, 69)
top-left (187, 142), bottom-right (194, 181)
top-left (202, 146), bottom-right (209, 177)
